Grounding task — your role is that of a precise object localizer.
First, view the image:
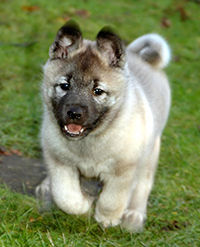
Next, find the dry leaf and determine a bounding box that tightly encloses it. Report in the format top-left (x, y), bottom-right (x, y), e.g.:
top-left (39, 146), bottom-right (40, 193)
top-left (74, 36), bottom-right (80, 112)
top-left (29, 216), bottom-right (43, 222)
top-left (22, 5), bottom-right (39, 12)
top-left (75, 9), bottom-right (90, 18)
top-left (0, 147), bottom-right (23, 156)
top-left (56, 16), bottom-right (71, 24)
top-left (10, 149), bottom-right (23, 156)
top-left (0, 147), bottom-right (11, 156)
top-left (161, 17), bottom-right (171, 28)
top-left (176, 6), bottom-right (189, 21)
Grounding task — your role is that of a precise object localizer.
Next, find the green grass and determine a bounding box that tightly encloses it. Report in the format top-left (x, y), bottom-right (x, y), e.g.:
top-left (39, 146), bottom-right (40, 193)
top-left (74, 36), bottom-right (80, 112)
top-left (0, 0), bottom-right (200, 246)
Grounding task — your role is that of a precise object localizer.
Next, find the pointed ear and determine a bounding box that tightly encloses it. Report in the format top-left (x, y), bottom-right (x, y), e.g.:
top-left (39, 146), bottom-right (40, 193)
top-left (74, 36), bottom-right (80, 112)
top-left (49, 19), bottom-right (83, 59)
top-left (96, 26), bottom-right (125, 67)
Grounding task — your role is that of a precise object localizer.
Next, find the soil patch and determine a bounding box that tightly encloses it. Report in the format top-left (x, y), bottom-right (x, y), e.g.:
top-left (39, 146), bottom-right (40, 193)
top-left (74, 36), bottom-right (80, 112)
top-left (0, 154), bottom-right (46, 196)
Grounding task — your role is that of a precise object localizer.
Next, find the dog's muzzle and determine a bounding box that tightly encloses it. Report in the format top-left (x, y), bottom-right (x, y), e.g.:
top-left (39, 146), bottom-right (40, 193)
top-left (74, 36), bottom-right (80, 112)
top-left (61, 105), bottom-right (88, 138)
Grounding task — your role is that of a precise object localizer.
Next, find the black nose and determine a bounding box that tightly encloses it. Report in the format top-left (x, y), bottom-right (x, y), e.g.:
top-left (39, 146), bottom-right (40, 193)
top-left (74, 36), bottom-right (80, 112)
top-left (67, 106), bottom-right (84, 120)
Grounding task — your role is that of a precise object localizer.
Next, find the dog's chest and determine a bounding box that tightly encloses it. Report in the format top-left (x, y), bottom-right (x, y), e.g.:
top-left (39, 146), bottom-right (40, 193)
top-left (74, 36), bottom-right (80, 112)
top-left (63, 137), bottom-right (117, 177)
top-left (78, 157), bottom-right (115, 178)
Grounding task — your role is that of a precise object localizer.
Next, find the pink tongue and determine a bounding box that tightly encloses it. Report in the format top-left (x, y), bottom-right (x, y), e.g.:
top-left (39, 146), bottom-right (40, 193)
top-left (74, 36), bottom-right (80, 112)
top-left (67, 124), bottom-right (82, 133)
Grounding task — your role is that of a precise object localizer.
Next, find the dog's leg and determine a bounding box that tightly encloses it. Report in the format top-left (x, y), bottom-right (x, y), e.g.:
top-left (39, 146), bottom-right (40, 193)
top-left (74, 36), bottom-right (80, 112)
top-left (122, 137), bottom-right (161, 232)
top-left (49, 164), bottom-right (94, 215)
top-left (94, 169), bottom-right (134, 228)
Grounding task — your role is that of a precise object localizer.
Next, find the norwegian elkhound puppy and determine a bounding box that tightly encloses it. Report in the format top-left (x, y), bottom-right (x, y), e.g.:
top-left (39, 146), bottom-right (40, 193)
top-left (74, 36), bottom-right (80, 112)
top-left (36, 19), bottom-right (171, 232)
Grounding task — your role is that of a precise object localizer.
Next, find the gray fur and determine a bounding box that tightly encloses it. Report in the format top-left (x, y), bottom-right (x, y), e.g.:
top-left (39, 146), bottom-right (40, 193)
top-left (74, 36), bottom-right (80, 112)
top-left (36, 20), bottom-right (171, 232)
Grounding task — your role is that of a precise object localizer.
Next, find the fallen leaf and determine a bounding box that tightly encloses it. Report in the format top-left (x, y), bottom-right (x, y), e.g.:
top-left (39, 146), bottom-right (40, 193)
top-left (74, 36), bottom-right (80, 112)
top-left (56, 16), bottom-right (71, 24)
top-left (29, 216), bottom-right (43, 222)
top-left (0, 147), bottom-right (11, 156)
top-left (161, 17), bottom-right (171, 28)
top-left (22, 5), bottom-right (39, 12)
top-left (0, 147), bottom-right (23, 156)
top-left (75, 9), bottom-right (90, 18)
top-left (10, 149), bottom-right (23, 156)
top-left (176, 6), bottom-right (189, 21)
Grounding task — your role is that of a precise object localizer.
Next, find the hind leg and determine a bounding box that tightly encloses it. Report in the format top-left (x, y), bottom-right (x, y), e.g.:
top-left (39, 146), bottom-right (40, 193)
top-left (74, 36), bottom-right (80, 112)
top-left (122, 137), bottom-right (161, 232)
top-left (36, 176), bottom-right (53, 212)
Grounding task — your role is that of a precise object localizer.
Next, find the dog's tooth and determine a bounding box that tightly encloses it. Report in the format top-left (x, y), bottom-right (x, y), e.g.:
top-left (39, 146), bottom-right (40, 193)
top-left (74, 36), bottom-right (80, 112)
top-left (64, 125), bottom-right (68, 132)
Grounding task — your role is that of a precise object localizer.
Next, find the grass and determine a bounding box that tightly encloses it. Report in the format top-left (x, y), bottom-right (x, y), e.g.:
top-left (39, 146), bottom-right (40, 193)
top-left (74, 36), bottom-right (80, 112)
top-left (0, 0), bottom-right (200, 246)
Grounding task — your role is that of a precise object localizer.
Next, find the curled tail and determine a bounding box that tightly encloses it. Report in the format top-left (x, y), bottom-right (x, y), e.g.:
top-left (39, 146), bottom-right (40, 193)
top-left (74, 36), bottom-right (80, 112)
top-left (127, 34), bottom-right (171, 69)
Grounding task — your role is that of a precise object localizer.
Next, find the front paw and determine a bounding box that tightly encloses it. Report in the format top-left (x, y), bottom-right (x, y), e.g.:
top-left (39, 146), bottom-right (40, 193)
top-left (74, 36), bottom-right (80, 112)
top-left (122, 209), bottom-right (146, 233)
top-left (94, 205), bottom-right (121, 228)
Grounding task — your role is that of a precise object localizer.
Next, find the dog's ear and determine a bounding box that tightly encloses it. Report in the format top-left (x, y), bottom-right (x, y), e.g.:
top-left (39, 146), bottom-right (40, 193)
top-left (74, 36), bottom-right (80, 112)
top-left (49, 19), bottom-right (83, 59)
top-left (96, 26), bottom-right (124, 67)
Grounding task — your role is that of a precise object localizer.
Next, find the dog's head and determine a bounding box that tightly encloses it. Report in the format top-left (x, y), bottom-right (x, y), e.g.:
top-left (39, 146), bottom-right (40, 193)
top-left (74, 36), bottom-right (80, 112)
top-left (43, 20), bottom-right (126, 140)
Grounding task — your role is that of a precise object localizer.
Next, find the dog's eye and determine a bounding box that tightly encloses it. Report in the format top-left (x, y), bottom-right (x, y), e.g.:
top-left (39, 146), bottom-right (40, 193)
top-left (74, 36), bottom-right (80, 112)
top-left (58, 76), bottom-right (71, 91)
top-left (60, 83), bottom-right (70, 91)
top-left (93, 88), bottom-right (104, 96)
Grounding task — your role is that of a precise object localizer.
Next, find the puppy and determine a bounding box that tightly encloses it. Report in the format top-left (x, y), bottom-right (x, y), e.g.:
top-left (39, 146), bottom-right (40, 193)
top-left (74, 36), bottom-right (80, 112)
top-left (36, 20), bottom-right (171, 232)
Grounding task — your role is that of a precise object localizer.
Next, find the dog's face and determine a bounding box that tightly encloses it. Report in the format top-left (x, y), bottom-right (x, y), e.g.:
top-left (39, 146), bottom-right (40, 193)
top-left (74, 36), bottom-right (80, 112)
top-left (43, 20), bottom-right (125, 140)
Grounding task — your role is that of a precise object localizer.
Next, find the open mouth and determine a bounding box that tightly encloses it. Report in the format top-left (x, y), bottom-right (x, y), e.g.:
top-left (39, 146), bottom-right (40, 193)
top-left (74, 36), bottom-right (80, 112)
top-left (62, 124), bottom-right (86, 137)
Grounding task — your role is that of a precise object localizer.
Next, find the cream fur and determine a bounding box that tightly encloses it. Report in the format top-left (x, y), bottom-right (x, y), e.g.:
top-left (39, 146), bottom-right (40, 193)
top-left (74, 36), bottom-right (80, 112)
top-left (36, 29), bottom-right (171, 233)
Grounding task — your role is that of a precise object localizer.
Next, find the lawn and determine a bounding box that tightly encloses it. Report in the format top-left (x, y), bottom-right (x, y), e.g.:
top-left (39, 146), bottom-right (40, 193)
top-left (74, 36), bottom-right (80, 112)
top-left (0, 0), bottom-right (200, 246)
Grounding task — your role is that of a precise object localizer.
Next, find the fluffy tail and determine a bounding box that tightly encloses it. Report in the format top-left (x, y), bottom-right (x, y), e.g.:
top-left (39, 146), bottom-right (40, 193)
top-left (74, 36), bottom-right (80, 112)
top-left (127, 34), bottom-right (171, 69)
